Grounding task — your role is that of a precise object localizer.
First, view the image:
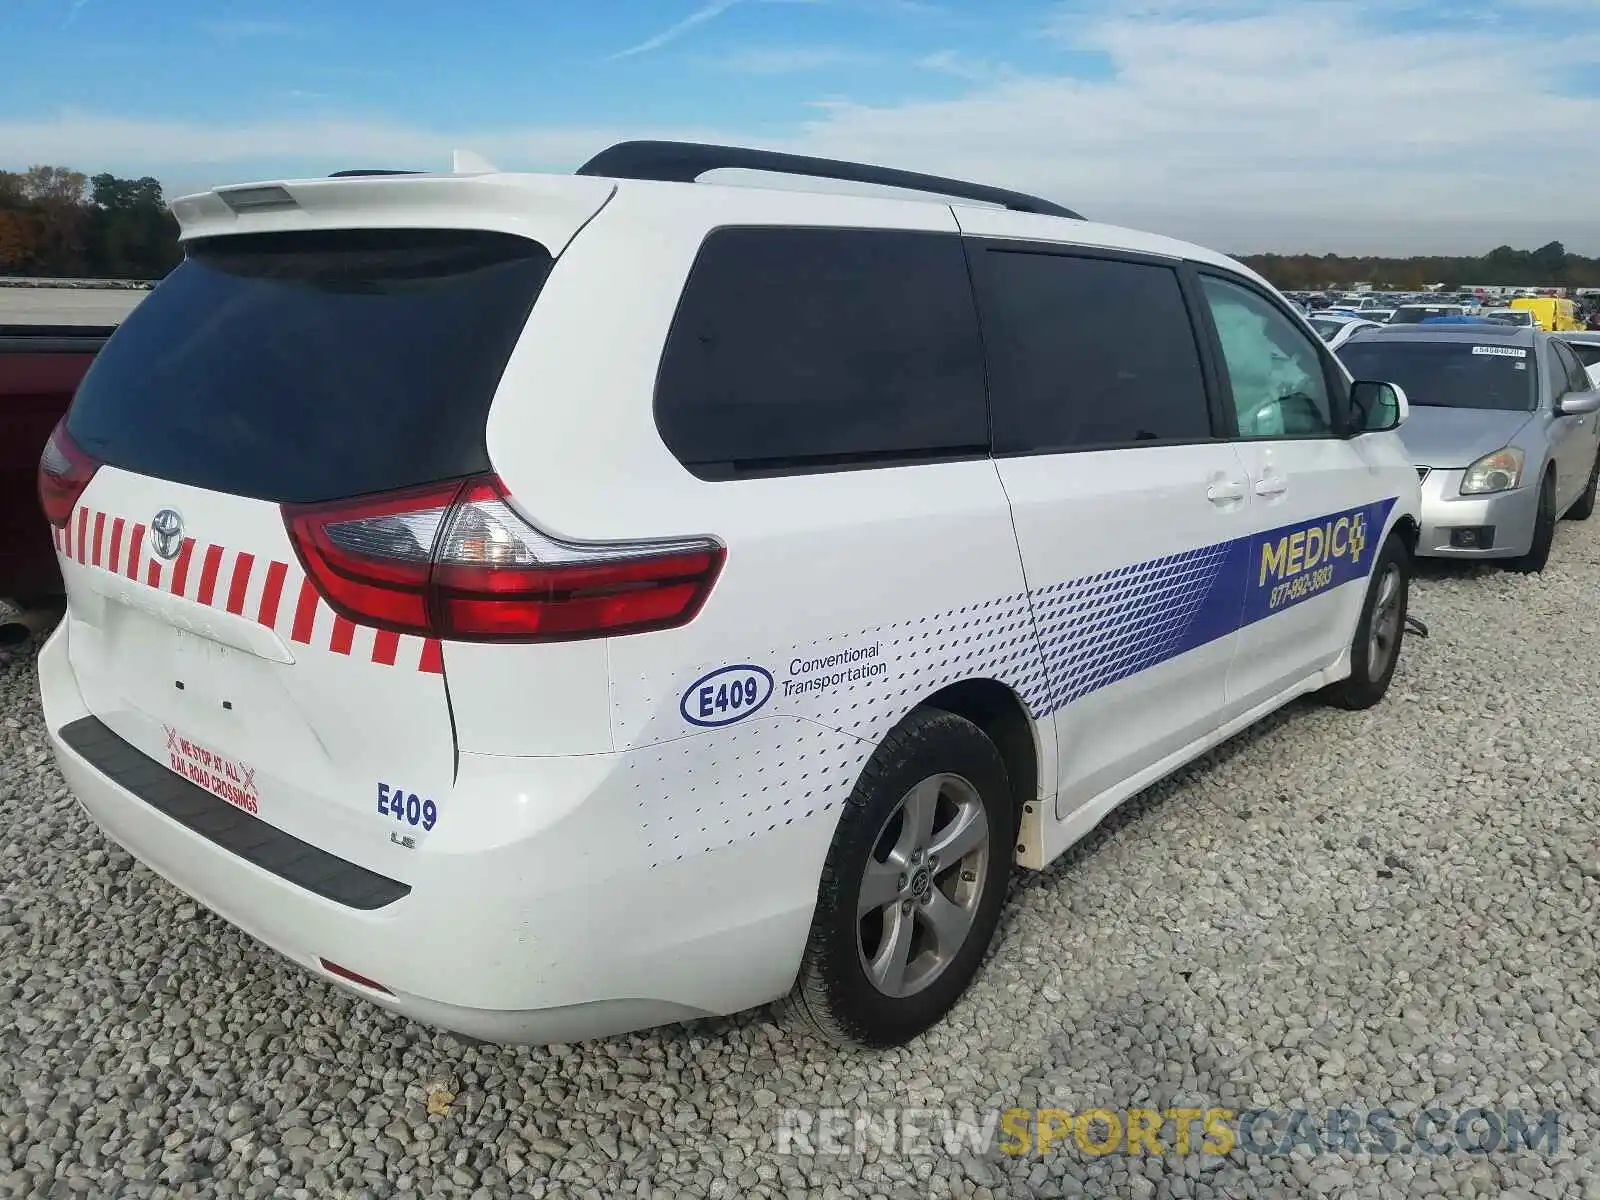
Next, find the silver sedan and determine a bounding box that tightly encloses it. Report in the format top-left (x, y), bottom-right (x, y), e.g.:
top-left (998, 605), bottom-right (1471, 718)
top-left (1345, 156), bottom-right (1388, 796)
top-left (1339, 323), bottom-right (1600, 572)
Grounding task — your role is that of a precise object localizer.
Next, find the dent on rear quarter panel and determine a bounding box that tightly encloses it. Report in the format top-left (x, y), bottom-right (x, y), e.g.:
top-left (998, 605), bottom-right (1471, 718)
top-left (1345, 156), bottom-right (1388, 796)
top-left (440, 638), bottom-right (615, 757)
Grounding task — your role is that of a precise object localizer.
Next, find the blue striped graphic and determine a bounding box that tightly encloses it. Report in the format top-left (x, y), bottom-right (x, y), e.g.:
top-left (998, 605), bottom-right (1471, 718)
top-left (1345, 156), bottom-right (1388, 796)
top-left (1027, 497), bottom-right (1398, 717)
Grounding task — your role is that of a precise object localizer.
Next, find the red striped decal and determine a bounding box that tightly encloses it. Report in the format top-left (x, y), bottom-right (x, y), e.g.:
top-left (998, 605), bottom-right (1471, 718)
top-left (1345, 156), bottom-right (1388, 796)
top-left (195, 544), bottom-right (224, 607)
top-left (147, 558), bottom-right (161, 588)
top-left (329, 615), bottom-right (356, 656)
top-left (75, 508), bottom-right (89, 564)
top-left (91, 512), bottom-right (106, 567)
top-left (419, 638), bottom-right (444, 674)
top-left (371, 630), bottom-right (400, 666)
top-left (257, 561), bottom-right (288, 628)
top-left (225, 552), bottom-right (255, 615)
top-left (170, 538), bottom-right (196, 596)
top-left (290, 578), bottom-right (319, 644)
top-left (125, 524), bottom-right (145, 580)
top-left (62, 513), bottom-right (72, 559)
top-left (108, 518), bottom-right (125, 573)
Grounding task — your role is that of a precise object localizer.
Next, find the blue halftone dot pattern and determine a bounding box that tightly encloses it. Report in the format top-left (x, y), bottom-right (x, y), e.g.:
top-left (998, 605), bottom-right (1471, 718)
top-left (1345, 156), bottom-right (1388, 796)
top-left (1030, 541), bottom-right (1235, 713)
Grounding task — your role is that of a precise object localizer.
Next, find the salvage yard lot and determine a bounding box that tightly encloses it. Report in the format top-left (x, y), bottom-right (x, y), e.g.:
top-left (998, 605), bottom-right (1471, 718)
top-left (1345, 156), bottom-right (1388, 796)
top-left (2, 535), bottom-right (1598, 1199)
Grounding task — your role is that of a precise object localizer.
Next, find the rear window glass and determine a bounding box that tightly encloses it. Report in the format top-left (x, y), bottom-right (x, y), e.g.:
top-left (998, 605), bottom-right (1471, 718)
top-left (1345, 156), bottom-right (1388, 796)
top-left (67, 228), bottom-right (552, 503)
top-left (654, 227), bottom-right (988, 478)
top-left (1338, 340), bottom-right (1536, 411)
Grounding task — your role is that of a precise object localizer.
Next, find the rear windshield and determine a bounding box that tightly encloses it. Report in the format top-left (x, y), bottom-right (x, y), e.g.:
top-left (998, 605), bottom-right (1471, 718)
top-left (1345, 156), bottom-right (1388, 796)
top-left (1489, 311), bottom-right (1532, 326)
top-left (1309, 318), bottom-right (1343, 341)
top-left (67, 228), bottom-right (552, 503)
top-left (1339, 340), bottom-right (1536, 411)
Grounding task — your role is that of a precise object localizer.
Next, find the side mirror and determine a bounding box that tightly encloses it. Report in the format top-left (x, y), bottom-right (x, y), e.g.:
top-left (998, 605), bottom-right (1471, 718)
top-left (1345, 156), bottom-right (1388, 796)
top-left (1556, 390), bottom-right (1600, 417)
top-left (1348, 380), bottom-right (1408, 435)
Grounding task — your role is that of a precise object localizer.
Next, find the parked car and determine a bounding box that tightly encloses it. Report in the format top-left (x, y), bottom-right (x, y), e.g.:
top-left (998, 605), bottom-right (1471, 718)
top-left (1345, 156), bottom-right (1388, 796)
top-left (1309, 312), bottom-right (1385, 350)
top-left (1560, 331), bottom-right (1600, 388)
top-left (37, 142), bottom-right (1421, 1048)
top-left (1339, 324), bottom-right (1600, 572)
top-left (1484, 308), bottom-right (1536, 329)
top-left (1390, 304), bottom-right (1467, 324)
top-left (1, 323), bottom-right (113, 636)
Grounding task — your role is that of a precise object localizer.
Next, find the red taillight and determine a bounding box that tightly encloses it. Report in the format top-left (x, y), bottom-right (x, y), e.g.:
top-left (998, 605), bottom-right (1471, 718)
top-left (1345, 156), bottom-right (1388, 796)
top-left (38, 419), bottom-right (101, 528)
top-left (283, 474), bottom-right (725, 643)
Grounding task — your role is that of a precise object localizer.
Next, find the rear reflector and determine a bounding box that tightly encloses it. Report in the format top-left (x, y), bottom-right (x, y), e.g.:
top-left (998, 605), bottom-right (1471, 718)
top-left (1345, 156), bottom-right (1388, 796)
top-left (38, 418), bottom-right (101, 527)
top-left (284, 474), bottom-right (724, 643)
top-left (318, 958), bottom-right (392, 994)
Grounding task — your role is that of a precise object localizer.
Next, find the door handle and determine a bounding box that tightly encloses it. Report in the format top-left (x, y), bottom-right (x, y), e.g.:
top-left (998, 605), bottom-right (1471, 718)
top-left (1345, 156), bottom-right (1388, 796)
top-left (1254, 476), bottom-right (1288, 498)
top-left (1207, 480), bottom-right (1247, 504)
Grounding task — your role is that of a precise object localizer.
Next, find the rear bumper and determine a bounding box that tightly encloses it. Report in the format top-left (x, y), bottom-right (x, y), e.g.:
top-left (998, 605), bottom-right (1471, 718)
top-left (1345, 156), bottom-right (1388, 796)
top-left (1414, 469), bottom-right (1539, 559)
top-left (39, 621), bottom-right (836, 1044)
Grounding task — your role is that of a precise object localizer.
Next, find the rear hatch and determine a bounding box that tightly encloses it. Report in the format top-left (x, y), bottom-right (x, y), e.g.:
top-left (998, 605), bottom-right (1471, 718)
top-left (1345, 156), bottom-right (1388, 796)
top-left (46, 174), bottom-right (614, 882)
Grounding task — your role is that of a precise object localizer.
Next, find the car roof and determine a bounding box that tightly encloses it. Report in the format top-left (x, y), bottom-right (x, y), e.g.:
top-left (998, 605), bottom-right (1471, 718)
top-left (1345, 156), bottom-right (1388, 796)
top-left (1345, 323), bottom-right (1539, 347)
top-left (173, 157), bottom-right (1274, 292)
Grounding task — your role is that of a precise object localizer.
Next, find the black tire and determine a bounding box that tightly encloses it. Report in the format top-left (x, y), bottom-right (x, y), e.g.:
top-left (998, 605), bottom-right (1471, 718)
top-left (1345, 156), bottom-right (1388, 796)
top-left (1510, 472), bottom-right (1557, 573)
top-left (1564, 451), bottom-right (1598, 521)
top-left (782, 708), bottom-right (1015, 1048)
top-left (1322, 530), bottom-right (1410, 711)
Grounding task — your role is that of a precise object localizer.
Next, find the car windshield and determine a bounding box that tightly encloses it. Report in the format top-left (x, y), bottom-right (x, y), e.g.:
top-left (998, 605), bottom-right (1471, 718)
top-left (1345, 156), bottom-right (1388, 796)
top-left (1309, 318), bottom-right (1344, 341)
top-left (1338, 340), bottom-right (1536, 411)
top-left (1492, 311), bottom-right (1533, 326)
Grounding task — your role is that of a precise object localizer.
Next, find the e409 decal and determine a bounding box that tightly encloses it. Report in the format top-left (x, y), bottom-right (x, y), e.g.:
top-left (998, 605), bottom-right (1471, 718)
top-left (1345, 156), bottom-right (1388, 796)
top-left (681, 664), bottom-right (774, 727)
top-left (378, 782), bottom-right (438, 831)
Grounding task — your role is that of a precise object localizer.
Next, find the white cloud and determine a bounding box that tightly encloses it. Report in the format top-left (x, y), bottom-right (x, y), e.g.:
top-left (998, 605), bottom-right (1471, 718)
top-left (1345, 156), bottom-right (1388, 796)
top-left (916, 50), bottom-right (1010, 81)
top-left (608, 0), bottom-right (745, 60)
top-left (8, 0), bottom-right (1600, 253)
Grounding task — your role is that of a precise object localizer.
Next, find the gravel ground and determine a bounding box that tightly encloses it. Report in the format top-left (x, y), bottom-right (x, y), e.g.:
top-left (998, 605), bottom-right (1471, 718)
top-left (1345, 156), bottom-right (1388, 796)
top-left (3, 527), bottom-right (1599, 1200)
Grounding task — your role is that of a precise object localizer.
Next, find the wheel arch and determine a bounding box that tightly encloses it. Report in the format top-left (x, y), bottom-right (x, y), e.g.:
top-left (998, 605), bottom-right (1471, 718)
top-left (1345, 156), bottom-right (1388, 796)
top-left (1392, 512), bottom-right (1419, 558)
top-left (918, 677), bottom-right (1041, 831)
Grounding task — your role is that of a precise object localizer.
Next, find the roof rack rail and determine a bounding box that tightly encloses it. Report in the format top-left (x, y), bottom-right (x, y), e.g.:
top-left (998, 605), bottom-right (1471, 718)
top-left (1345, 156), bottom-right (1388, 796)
top-left (575, 140), bottom-right (1082, 220)
top-left (328, 169), bottom-right (425, 178)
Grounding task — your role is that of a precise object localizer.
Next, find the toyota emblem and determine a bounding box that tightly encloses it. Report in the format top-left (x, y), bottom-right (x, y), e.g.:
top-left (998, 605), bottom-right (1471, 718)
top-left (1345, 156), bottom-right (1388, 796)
top-left (150, 508), bottom-right (185, 561)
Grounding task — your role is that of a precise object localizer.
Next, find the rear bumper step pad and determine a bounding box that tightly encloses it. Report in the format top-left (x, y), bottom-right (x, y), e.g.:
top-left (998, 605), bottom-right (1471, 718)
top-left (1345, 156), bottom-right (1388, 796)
top-left (58, 716), bottom-right (410, 910)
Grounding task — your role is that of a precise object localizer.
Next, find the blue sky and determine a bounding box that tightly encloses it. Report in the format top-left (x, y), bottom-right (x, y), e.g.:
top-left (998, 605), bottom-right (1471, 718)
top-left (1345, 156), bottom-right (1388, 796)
top-left (5, 0), bottom-right (1600, 253)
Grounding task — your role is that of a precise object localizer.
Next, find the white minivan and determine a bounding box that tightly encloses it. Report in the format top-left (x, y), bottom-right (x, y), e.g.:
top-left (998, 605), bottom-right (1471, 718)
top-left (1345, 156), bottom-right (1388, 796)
top-left (38, 142), bottom-right (1421, 1048)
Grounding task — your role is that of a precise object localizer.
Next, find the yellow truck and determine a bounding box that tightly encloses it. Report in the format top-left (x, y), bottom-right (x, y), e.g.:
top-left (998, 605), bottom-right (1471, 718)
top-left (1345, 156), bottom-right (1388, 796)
top-left (1511, 296), bottom-right (1585, 331)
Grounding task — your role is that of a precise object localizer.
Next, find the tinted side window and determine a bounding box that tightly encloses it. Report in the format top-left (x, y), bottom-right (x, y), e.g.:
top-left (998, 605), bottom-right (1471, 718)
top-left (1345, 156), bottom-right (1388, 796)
top-left (654, 227), bottom-right (987, 478)
top-left (973, 250), bottom-right (1211, 454)
top-left (1200, 275), bottom-right (1336, 439)
top-left (1552, 340), bottom-right (1590, 392)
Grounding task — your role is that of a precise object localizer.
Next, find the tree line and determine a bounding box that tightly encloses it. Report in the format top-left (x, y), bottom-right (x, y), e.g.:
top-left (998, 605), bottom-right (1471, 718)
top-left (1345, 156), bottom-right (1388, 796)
top-left (0, 165), bottom-right (181, 279)
top-left (1236, 241), bottom-right (1600, 292)
top-left (3, 162), bottom-right (1598, 293)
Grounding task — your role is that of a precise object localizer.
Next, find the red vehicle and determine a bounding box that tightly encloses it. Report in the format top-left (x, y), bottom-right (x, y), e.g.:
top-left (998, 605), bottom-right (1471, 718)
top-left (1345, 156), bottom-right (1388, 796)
top-left (1, 325), bottom-right (113, 641)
